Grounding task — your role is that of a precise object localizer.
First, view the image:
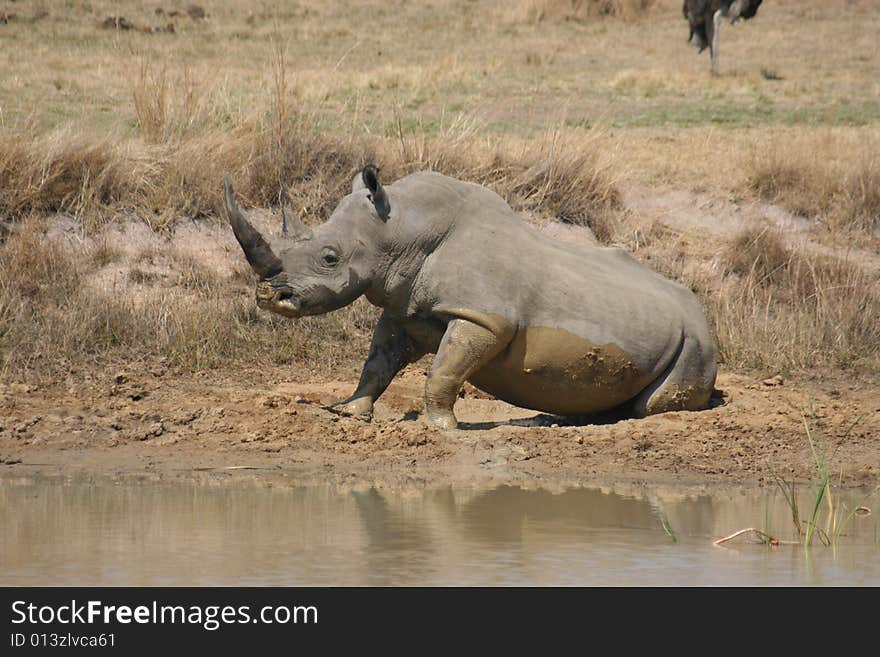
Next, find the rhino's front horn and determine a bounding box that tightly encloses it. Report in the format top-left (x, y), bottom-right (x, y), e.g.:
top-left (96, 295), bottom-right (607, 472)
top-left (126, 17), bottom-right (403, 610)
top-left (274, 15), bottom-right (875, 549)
top-left (224, 176), bottom-right (283, 279)
top-left (279, 187), bottom-right (312, 241)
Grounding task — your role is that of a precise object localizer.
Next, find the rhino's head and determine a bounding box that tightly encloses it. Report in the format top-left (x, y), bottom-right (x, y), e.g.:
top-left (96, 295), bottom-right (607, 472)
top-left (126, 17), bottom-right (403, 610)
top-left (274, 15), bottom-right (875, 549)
top-left (224, 165), bottom-right (391, 318)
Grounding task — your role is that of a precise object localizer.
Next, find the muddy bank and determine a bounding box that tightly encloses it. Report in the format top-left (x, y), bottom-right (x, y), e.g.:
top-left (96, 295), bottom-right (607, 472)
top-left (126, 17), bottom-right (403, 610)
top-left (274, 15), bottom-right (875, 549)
top-left (1, 365), bottom-right (877, 488)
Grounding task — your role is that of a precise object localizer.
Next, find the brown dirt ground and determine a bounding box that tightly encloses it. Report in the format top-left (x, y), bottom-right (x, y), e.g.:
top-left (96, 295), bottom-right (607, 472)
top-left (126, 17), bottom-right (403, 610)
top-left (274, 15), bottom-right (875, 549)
top-left (1, 364), bottom-right (877, 488)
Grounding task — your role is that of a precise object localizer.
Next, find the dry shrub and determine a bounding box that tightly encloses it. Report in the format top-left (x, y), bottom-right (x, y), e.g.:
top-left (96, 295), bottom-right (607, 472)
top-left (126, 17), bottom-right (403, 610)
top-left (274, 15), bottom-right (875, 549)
top-left (244, 113), bottom-right (619, 236)
top-left (746, 148), bottom-right (833, 218)
top-left (745, 135), bottom-right (880, 234)
top-left (144, 122), bottom-right (369, 227)
top-left (842, 158), bottom-right (880, 233)
top-left (168, 251), bottom-right (222, 294)
top-left (88, 238), bottom-right (121, 268)
top-left (0, 223), bottom-right (375, 377)
top-left (0, 220), bottom-right (84, 368)
top-left (510, 0), bottom-right (656, 24)
top-left (0, 219), bottom-right (83, 303)
top-left (131, 64), bottom-right (216, 145)
top-left (250, 128), bottom-right (369, 219)
top-left (386, 123), bottom-right (621, 240)
top-left (0, 122), bottom-right (360, 231)
top-left (722, 226), bottom-right (792, 282)
top-left (0, 131), bottom-right (134, 226)
top-left (709, 227), bottom-right (880, 371)
top-left (147, 133), bottom-right (254, 223)
top-left (498, 137), bottom-right (621, 239)
top-left (0, 108), bottom-right (618, 238)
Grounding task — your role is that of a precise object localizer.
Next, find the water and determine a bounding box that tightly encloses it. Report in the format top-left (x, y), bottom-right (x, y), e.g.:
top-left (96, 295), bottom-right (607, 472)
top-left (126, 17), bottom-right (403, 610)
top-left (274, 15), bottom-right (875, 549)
top-left (1, 474), bottom-right (877, 586)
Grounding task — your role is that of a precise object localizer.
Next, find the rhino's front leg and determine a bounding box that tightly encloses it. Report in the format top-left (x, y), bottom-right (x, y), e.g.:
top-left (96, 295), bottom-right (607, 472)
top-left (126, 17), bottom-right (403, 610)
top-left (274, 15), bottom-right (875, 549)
top-left (424, 318), bottom-right (511, 431)
top-left (327, 311), bottom-right (422, 421)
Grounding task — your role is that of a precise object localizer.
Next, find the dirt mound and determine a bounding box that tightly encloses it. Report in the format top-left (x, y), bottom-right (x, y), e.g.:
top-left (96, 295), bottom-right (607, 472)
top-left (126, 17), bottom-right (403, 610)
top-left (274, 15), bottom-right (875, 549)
top-left (1, 365), bottom-right (876, 488)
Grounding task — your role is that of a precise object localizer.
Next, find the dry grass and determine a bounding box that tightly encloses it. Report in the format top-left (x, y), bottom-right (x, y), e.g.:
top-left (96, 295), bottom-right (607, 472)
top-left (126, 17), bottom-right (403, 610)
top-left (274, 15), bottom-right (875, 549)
top-left (0, 219), bottom-right (376, 378)
top-left (1, 0), bottom-right (879, 380)
top-left (722, 226), bottom-right (793, 282)
top-left (744, 134), bottom-right (880, 233)
top-left (0, 131), bottom-right (134, 228)
top-left (510, 0), bottom-right (657, 23)
top-left (0, 92), bottom-right (621, 377)
top-left (709, 227), bottom-right (880, 371)
top-left (388, 120), bottom-right (621, 237)
top-left (0, 219), bottom-right (83, 305)
top-left (0, 59), bottom-right (621, 236)
top-left (606, 217), bottom-right (880, 373)
top-left (131, 64), bottom-right (208, 146)
top-left (4, 0), bottom-right (878, 137)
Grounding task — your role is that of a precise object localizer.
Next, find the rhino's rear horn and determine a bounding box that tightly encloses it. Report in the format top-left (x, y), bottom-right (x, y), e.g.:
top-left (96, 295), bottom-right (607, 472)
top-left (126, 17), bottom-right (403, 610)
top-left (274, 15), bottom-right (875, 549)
top-left (223, 176), bottom-right (283, 279)
top-left (362, 164), bottom-right (390, 222)
top-left (279, 187), bottom-right (313, 241)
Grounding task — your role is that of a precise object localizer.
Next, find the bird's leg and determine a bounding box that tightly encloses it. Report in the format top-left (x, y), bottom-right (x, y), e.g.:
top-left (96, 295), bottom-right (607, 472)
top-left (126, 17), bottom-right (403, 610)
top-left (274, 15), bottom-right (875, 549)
top-left (711, 9), bottom-right (723, 73)
top-left (729, 0), bottom-right (745, 23)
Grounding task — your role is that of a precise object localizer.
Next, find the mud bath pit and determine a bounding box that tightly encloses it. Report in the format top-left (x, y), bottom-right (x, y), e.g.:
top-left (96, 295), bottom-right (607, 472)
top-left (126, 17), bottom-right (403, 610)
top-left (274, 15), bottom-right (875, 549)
top-left (1, 473), bottom-right (878, 586)
top-left (1, 367), bottom-right (878, 487)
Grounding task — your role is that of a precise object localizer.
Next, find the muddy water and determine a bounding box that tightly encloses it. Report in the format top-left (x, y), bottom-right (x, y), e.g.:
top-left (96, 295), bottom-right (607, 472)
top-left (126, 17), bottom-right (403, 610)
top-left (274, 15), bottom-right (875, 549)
top-left (1, 475), bottom-right (877, 586)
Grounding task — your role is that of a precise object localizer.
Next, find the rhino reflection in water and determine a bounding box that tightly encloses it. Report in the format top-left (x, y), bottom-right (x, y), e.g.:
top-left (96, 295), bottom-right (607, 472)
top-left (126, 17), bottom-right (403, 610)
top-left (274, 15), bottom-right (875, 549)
top-left (224, 166), bottom-right (717, 430)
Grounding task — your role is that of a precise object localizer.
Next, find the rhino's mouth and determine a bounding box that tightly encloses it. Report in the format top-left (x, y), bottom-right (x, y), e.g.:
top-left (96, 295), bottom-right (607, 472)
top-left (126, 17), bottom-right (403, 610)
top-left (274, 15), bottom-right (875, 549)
top-left (256, 282), bottom-right (302, 318)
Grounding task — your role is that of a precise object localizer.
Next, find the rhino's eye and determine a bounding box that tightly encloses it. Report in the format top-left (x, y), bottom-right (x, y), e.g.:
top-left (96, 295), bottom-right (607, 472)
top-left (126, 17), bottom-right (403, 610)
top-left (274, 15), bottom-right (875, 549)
top-left (322, 252), bottom-right (339, 267)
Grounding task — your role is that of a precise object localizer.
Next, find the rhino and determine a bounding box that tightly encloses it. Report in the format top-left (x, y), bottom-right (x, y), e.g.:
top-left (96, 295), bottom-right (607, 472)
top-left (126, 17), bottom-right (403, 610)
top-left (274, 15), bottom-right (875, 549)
top-left (223, 166), bottom-right (717, 430)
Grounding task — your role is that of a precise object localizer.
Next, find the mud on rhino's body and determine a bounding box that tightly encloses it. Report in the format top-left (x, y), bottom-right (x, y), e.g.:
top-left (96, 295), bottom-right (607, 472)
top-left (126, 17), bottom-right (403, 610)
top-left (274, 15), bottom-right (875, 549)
top-left (224, 167), bottom-right (717, 430)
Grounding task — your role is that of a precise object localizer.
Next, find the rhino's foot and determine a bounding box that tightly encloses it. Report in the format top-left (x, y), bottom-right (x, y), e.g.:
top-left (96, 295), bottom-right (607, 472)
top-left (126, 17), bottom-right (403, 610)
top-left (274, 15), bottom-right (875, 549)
top-left (425, 409), bottom-right (459, 432)
top-left (631, 335), bottom-right (716, 417)
top-left (326, 397), bottom-right (374, 422)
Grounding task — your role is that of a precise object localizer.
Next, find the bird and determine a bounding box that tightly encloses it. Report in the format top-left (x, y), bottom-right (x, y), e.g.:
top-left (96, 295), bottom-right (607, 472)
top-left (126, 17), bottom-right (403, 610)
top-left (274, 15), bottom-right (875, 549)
top-left (683, 0), bottom-right (763, 72)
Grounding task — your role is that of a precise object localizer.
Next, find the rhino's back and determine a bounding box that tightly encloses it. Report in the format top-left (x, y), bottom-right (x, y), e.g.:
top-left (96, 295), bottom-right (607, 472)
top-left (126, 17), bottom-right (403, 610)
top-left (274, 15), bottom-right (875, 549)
top-left (392, 171), bottom-right (715, 414)
top-left (422, 204), bottom-right (702, 359)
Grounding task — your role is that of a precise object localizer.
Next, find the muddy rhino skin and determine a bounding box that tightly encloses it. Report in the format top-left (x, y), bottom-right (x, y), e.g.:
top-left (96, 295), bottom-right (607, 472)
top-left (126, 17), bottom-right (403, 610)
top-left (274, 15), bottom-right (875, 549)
top-left (224, 167), bottom-right (717, 429)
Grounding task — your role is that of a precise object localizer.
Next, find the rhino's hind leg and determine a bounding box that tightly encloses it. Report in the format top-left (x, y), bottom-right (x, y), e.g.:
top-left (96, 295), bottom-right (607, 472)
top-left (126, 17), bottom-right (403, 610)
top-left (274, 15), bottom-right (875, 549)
top-left (424, 318), bottom-right (512, 430)
top-left (327, 312), bottom-right (423, 421)
top-left (631, 335), bottom-right (716, 417)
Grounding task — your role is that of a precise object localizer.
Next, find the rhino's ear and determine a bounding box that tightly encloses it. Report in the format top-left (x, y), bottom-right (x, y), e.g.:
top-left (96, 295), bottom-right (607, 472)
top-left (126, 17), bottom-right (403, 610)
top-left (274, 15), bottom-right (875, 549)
top-left (279, 186), bottom-right (312, 241)
top-left (362, 164), bottom-right (390, 222)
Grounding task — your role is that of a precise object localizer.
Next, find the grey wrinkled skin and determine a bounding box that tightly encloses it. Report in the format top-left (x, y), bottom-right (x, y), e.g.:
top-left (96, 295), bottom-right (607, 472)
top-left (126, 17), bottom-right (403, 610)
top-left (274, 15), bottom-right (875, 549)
top-left (224, 167), bottom-right (718, 430)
